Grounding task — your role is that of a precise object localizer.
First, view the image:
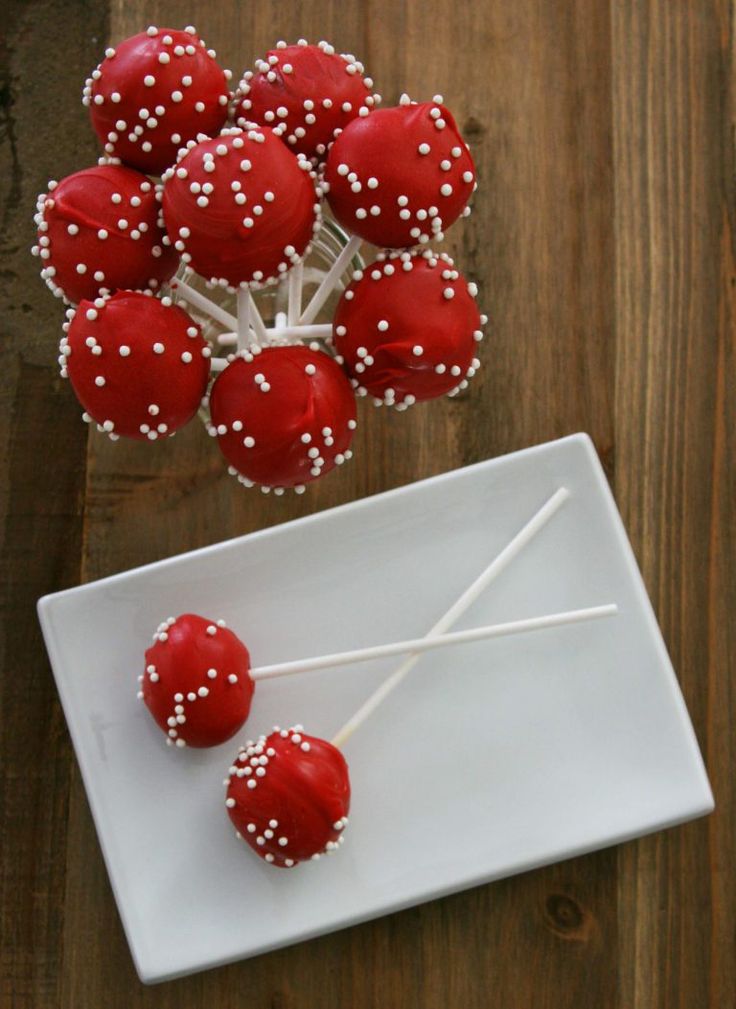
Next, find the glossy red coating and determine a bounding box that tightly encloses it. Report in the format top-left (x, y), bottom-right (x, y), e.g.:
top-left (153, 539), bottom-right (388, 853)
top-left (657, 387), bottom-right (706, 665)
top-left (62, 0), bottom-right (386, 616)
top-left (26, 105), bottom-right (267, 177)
top-left (34, 165), bottom-right (177, 304)
top-left (162, 129), bottom-right (318, 288)
top-left (143, 613), bottom-right (254, 748)
top-left (63, 290), bottom-right (210, 440)
top-left (236, 43), bottom-right (375, 162)
top-left (209, 345), bottom-right (357, 489)
top-left (324, 101), bottom-right (475, 248)
top-left (226, 727), bottom-right (350, 867)
top-left (88, 27), bottom-right (230, 175)
top-left (333, 252), bottom-right (481, 404)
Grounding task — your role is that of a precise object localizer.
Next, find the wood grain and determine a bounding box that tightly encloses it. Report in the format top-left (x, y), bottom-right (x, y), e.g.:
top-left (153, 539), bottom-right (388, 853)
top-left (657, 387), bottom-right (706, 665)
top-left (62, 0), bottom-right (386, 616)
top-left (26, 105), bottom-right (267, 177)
top-left (1, 0), bottom-right (733, 1006)
top-left (612, 4), bottom-right (735, 1008)
top-left (0, 3), bottom-right (106, 1007)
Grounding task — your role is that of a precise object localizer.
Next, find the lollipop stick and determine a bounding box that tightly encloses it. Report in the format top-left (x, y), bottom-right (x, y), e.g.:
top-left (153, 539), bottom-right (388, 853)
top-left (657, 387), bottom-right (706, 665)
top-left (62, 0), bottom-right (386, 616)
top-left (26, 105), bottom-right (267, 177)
top-left (288, 262), bottom-right (303, 326)
top-left (171, 278), bottom-right (238, 331)
top-left (251, 604), bottom-right (617, 681)
top-left (270, 323), bottom-right (332, 343)
top-left (248, 293), bottom-right (270, 345)
top-left (236, 289), bottom-right (251, 350)
top-left (331, 486), bottom-right (570, 748)
top-left (299, 235), bottom-right (361, 326)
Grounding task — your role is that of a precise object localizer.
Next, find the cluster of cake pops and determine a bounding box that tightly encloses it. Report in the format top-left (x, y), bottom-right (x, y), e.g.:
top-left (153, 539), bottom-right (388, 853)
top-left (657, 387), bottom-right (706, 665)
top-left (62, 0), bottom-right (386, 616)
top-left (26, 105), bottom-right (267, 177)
top-left (136, 489), bottom-right (619, 870)
top-left (32, 26), bottom-right (486, 493)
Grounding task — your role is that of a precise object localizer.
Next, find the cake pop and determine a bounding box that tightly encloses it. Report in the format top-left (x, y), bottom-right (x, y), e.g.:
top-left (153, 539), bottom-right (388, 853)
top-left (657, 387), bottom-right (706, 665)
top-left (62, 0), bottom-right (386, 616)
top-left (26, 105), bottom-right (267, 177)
top-left (323, 95), bottom-right (476, 248)
top-left (208, 344), bottom-right (357, 492)
top-left (32, 165), bottom-right (178, 305)
top-left (235, 40), bottom-right (380, 163)
top-left (61, 290), bottom-right (211, 440)
top-left (333, 250), bottom-right (484, 406)
top-left (141, 614), bottom-right (254, 748)
top-left (161, 127), bottom-right (320, 289)
top-left (225, 726), bottom-right (350, 867)
top-left (84, 25), bottom-right (231, 175)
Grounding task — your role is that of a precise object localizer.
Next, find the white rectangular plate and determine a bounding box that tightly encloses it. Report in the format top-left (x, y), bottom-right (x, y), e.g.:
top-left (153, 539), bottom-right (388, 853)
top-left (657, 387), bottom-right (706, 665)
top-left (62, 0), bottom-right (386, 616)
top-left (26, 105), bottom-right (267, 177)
top-left (38, 434), bottom-right (713, 983)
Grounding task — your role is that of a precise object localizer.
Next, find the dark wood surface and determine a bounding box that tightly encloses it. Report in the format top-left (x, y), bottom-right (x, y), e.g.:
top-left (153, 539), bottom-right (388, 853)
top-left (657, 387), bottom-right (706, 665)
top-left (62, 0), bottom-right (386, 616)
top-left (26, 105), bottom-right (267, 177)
top-left (1, 1), bottom-right (734, 1006)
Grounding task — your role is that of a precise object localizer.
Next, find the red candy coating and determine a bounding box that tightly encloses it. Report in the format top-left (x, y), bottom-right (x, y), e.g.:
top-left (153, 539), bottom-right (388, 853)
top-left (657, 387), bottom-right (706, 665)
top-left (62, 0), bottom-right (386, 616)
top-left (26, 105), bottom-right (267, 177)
top-left (226, 726), bottom-right (350, 867)
top-left (209, 345), bottom-right (357, 491)
top-left (85, 26), bottom-right (230, 175)
top-left (162, 128), bottom-right (319, 288)
top-left (142, 614), bottom-right (254, 748)
top-left (333, 251), bottom-right (483, 406)
top-left (235, 41), bottom-right (378, 163)
top-left (324, 99), bottom-right (475, 248)
top-left (32, 165), bottom-right (177, 305)
top-left (61, 290), bottom-right (210, 440)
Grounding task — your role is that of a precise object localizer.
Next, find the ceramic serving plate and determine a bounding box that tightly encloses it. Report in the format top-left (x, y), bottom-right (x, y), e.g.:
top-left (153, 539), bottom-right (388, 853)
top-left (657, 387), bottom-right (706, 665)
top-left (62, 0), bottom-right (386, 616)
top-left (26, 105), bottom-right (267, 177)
top-left (37, 433), bottom-right (713, 983)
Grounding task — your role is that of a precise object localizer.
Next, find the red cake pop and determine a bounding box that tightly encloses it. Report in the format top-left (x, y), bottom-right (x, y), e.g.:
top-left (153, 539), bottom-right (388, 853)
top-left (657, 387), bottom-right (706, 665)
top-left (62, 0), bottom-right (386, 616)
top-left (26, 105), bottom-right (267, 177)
top-left (32, 165), bottom-right (177, 305)
top-left (323, 95), bottom-right (476, 248)
top-left (61, 290), bottom-right (211, 440)
top-left (208, 344), bottom-right (357, 492)
top-left (140, 614), bottom-right (254, 748)
top-left (225, 725), bottom-right (350, 867)
top-left (161, 127), bottom-right (320, 289)
top-left (333, 250), bottom-right (484, 407)
top-left (84, 25), bottom-right (231, 175)
top-left (235, 40), bottom-right (380, 163)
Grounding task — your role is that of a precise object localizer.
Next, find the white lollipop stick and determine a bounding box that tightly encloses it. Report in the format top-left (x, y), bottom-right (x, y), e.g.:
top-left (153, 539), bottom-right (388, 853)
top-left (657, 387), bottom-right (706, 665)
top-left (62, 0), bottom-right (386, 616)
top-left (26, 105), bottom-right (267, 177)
top-left (299, 235), bottom-right (362, 326)
top-left (236, 289), bottom-right (250, 350)
top-left (171, 278), bottom-right (238, 331)
top-left (248, 293), bottom-right (269, 345)
top-left (216, 332), bottom-right (238, 347)
top-left (270, 324), bottom-right (332, 342)
top-left (251, 604), bottom-right (617, 681)
top-left (331, 486), bottom-right (570, 747)
top-left (288, 262), bottom-right (303, 326)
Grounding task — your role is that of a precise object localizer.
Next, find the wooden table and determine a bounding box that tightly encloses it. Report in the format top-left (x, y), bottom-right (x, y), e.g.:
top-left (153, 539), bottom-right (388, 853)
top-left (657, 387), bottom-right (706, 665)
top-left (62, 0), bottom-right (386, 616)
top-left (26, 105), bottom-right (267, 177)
top-left (2, 1), bottom-right (733, 1006)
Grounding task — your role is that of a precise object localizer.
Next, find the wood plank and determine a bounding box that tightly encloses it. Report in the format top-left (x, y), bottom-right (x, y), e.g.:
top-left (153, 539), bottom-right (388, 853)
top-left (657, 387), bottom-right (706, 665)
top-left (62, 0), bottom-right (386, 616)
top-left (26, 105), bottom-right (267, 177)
top-left (612, 2), bottom-right (735, 1008)
top-left (0, 2), bottom-right (108, 1006)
